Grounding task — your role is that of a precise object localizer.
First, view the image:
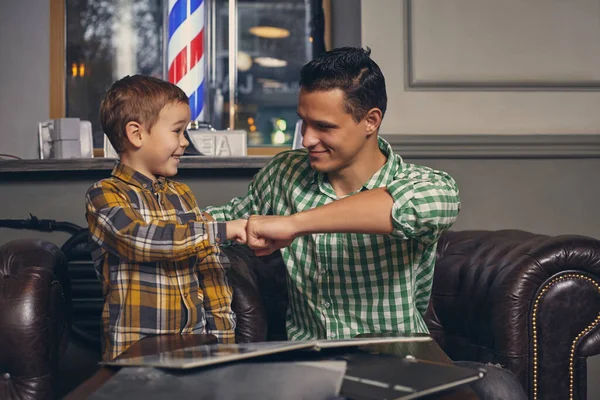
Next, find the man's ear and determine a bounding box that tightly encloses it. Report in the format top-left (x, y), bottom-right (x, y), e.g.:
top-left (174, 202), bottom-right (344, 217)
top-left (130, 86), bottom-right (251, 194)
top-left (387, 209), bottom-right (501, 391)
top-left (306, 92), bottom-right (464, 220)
top-left (364, 108), bottom-right (383, 136)
top-left (125, 121), bottom-right (143, 149)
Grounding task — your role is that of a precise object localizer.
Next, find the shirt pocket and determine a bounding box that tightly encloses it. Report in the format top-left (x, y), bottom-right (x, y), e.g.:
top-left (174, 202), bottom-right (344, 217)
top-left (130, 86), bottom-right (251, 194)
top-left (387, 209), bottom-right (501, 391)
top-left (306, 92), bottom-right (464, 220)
top-left (176, 210), bottom-right (198, 224)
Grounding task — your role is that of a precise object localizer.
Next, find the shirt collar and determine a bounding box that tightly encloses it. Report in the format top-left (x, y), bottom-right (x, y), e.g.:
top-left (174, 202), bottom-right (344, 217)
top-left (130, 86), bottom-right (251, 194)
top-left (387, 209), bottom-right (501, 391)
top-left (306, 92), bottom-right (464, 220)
top-left (361, 136), bottom-right (401, 191)
top-left (310, 136), bottom-right (402, 193)
top-left (111, 162), bottom-right (167, 192)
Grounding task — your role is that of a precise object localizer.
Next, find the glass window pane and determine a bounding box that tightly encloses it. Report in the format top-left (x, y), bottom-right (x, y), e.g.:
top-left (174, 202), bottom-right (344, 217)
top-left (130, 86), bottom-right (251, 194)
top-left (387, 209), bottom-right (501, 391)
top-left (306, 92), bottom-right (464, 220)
top-left (210, 0), bottom-right (324, 148)
top-left (66, 0), bottom-right (324, 151)
top-left (66, 0), bottom-right (164, 148)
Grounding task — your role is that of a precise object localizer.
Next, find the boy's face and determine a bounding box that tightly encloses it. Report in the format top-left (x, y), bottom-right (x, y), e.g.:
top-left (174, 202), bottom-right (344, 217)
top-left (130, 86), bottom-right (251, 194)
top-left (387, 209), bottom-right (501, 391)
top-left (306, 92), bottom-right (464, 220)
top-left (138, 101), bottom-right (191, 179)
top-left (297, 88), bottom-right (371, 174)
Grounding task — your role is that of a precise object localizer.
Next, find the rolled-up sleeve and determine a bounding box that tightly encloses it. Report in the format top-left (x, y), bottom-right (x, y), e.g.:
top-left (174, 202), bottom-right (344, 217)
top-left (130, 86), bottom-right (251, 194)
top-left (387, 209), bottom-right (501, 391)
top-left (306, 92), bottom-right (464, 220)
top-left (387, 170), bottom-right (460, 244)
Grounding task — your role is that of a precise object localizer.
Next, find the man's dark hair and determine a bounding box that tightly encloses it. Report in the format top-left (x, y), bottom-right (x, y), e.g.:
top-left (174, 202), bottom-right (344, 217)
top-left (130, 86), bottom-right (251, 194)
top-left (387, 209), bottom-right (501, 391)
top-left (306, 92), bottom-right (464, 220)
top-left (299, 46), bottom-right (387, 122)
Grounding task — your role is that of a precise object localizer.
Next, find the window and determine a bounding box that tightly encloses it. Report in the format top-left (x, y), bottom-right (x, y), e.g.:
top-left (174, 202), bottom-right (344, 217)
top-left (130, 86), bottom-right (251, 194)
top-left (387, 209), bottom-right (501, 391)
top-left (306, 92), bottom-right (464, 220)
top-left (64, 0), bottom-right (326, 153)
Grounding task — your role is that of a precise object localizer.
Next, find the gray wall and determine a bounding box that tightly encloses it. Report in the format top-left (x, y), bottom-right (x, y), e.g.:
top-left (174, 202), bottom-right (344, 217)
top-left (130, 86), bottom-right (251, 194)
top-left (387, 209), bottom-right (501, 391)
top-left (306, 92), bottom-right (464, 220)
top-left (2, 152), bottom-right (599, 246)
top-left (362, 0), bottom-right (600, 135)
top-left (0, 0), bottom-right (49, 160)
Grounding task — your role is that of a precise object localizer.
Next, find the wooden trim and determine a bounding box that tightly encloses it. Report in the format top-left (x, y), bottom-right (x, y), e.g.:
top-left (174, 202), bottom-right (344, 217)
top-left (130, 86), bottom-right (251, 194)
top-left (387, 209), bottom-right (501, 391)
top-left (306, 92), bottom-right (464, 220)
top-left (49, 0), bottom-right (65, 118)
top-left (322, 0), bottom-right (332, 51)
top-left (247, 146), bottom-right (291, 156)
top-left (0, 157), bottom-right (272, 173)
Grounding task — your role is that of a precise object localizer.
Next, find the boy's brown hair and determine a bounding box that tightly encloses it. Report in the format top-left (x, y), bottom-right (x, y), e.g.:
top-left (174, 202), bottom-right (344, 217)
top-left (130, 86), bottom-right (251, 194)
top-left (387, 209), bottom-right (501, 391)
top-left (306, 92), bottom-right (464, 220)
top-left (100, 75), bottom-right (189, 153)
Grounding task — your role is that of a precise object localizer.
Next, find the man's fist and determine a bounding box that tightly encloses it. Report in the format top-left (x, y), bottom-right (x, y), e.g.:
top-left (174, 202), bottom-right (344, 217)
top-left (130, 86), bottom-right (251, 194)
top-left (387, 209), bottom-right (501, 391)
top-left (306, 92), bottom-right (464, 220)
top-left (246, 215), bottom-right (297, 256)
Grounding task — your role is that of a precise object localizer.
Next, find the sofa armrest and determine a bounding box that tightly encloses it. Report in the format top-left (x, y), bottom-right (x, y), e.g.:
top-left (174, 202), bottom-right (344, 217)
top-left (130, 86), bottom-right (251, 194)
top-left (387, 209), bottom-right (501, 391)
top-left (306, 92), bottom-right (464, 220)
top-left (224, 246), bottom-right (288, 343)
top-left (429, 230), bottom-right (600, 400)
top-left (0, 238), bottom-right (72, 400)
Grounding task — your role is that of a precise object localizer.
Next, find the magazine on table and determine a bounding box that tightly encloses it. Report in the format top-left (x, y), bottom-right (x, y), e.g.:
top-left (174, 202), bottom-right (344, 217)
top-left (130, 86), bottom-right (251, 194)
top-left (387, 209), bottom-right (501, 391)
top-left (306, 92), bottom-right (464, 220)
top-left (101, 334), bottom-right (432, 370)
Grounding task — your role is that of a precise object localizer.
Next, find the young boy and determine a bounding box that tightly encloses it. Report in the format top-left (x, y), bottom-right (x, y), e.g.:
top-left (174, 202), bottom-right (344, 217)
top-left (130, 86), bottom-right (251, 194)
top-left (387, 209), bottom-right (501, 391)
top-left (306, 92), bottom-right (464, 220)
top-left (85, 75), bottom-right (246, 361)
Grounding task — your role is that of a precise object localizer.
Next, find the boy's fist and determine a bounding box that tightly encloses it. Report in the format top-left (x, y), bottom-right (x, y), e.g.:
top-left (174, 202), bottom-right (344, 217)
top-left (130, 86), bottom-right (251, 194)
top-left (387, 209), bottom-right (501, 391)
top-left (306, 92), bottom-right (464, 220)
top-left (226, 219), bottom-right (248, 244)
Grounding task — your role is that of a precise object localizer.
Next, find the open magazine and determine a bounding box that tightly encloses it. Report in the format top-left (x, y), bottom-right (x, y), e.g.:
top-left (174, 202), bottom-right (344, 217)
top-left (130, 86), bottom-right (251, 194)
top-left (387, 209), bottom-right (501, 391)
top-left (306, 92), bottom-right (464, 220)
top-left (101, 335), bottom-right (432, 370)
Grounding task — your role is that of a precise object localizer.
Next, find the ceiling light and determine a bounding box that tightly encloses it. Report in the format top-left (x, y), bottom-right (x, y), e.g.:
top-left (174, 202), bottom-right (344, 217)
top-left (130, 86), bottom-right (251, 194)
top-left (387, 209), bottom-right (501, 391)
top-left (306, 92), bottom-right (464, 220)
top-left (254, 57), bottom-right (287, 68)
top-left (237, 51), bottom-right (253, 71)
top-left (249, 26), bottom-right (290, 39)
top-left (257, 78), bottom-right (284, 88)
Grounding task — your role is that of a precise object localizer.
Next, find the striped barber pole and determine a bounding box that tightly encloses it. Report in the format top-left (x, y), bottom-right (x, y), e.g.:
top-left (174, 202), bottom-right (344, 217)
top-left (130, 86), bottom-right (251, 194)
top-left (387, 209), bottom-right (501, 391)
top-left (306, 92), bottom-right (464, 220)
top-left (167, 0), bottom-right (205, 121)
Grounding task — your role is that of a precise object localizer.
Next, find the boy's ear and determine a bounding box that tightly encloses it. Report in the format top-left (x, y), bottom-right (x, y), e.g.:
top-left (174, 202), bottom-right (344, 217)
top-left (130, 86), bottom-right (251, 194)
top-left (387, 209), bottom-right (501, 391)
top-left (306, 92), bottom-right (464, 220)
top-left (125, 121), bottom-right (143, 149)
top-left (364, 108), bottom-right (383, 136)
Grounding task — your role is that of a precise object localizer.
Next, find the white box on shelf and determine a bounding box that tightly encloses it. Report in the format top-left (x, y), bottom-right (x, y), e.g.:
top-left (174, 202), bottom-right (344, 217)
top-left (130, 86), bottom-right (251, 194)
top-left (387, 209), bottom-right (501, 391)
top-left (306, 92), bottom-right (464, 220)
top-left (187, 130), bottom-right (247, 156)
top-left (38, 118), bottom-right (92, 159)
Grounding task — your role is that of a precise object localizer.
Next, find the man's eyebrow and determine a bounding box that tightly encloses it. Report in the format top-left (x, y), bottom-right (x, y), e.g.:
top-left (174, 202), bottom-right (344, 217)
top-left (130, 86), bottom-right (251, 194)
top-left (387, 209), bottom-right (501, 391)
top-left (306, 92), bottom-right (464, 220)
top-left (172, 119), bottom-right (188, 126)
top-left (297, 112), bottom-right (338, 128)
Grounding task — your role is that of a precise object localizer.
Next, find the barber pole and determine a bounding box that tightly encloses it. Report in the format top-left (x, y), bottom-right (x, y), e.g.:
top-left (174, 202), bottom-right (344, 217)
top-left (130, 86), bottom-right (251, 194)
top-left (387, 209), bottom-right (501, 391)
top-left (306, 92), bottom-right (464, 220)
top-left (167, 0), bottom-right (205, 121)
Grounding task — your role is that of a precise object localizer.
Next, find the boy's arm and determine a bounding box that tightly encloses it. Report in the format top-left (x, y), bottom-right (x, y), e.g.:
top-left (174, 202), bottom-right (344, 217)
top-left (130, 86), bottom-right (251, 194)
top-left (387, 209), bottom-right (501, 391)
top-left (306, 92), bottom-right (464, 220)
top-left (247, 171), bottom-right (460, 255)
top-left (86, 181), bottom-right (229, 263)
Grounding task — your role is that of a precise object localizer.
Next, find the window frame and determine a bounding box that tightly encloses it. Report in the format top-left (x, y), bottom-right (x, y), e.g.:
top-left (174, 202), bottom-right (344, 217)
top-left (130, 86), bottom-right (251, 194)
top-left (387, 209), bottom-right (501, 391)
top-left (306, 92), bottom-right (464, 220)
top-left (49, 0), bottom-right (332, 156)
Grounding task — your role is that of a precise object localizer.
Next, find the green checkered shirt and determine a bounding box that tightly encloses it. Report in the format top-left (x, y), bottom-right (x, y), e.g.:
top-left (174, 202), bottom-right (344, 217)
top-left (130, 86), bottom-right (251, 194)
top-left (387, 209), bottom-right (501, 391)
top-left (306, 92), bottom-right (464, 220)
top-left (204, 137), bottom-right (460, 340)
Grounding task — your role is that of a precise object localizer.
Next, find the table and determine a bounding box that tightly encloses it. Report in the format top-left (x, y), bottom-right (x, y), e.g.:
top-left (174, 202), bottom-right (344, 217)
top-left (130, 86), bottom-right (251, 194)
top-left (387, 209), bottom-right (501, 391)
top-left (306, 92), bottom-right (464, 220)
top-left (65, 335), bottom-right (478, 400)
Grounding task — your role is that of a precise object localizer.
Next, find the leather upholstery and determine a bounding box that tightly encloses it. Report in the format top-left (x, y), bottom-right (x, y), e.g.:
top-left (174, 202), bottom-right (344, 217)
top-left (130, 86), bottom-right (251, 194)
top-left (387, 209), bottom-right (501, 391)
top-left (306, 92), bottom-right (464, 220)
top-left (3, 230), bottom-right (600, 400)
top-left (0, 239), bottom-right (71, 400)
top-left (224, 245), bottom-right (288, 343)
top-left (227, 230), bottom-right (600, 400)
top-left (431, 230), bottom-right (600, 400)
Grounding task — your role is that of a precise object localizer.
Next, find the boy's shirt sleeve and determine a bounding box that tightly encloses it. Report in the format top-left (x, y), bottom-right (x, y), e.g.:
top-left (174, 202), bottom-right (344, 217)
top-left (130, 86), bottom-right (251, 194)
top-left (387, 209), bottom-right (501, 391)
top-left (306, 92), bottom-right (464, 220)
top-left (387, 167), bottom-right (460, 244)
top-left (86, 181), bottom-right (226, 262)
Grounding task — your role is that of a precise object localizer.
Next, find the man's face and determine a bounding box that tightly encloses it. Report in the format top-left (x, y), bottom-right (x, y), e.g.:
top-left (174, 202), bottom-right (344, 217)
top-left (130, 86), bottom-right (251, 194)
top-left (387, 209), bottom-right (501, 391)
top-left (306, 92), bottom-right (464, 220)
top-left (297, 88), bottom-right (369, 174)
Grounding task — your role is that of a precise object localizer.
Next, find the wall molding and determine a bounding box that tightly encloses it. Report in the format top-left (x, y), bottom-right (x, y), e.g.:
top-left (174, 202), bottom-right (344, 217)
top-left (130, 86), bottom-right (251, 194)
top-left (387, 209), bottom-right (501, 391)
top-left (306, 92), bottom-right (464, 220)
top-left (382, 134), bottom-right (600, 159)
top-left (404, 0), bottom-right (600, 91)
top-left (2, 135), bottom-right (599, 174)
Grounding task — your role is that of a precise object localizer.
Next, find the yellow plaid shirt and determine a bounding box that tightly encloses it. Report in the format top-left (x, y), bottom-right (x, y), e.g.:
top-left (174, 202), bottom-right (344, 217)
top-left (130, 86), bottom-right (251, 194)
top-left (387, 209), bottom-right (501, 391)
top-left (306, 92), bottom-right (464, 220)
top-left (85, 162), bottom-right (235, 360)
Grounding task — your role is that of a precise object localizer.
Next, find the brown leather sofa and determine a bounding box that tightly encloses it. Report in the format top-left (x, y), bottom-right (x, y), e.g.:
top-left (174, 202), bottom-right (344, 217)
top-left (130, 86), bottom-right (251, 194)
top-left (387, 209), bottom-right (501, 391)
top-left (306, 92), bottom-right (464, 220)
top-left (1, 230), bottom-right (600, 400)
top-left (226, 230), bottom-right (600, 400)
top-left (0, 239), bottom-right (71, 400)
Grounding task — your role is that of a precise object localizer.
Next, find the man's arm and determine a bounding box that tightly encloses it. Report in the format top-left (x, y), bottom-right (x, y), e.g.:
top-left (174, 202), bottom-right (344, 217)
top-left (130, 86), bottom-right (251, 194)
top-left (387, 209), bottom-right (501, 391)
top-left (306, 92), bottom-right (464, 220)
top-left (247, 171), bottom-right (460, 255)
top-left (86, 182), bottom-right (244, 263)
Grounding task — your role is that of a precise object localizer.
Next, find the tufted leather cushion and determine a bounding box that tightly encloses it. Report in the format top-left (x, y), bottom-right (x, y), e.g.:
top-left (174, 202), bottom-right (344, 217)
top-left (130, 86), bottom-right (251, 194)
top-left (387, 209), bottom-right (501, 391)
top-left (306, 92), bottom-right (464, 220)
top-left (0, 239), bottom-right (72, 400)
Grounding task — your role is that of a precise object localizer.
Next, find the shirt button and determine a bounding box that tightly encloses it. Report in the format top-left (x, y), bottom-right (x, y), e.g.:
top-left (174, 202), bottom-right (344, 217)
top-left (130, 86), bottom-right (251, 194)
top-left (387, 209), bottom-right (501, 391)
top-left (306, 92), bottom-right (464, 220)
top-left (184, 293), bottom-right (189, 298)
top-left (322, 301), bottom-right (330, 309)
top-left (320, 269), bottom-right (327, 275)
top-left (329, 333), bottom-right (337, 339)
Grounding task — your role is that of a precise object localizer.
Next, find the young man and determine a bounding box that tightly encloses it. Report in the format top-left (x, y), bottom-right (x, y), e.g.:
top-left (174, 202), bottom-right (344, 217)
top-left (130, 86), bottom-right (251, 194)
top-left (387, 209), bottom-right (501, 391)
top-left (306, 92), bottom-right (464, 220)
top-left (207, 47), bottom-right (527, 400)
top-left (205, 47), bottom-right (459, 341)
top-left (85, 75), bottom-right (247, 360)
